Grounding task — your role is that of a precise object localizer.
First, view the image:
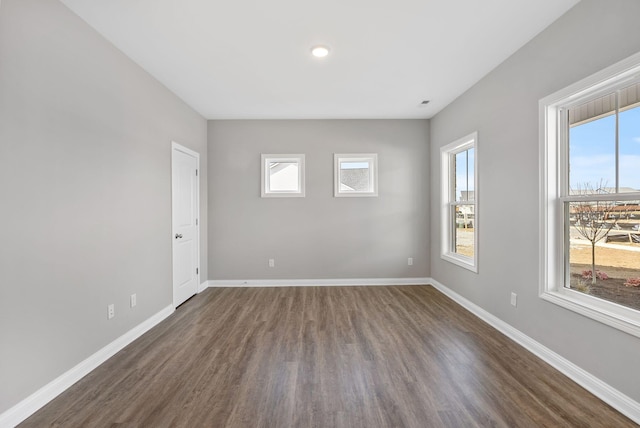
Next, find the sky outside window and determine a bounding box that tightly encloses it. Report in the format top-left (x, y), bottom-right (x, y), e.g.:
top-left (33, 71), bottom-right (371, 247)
top-left (455, 148), bottom-right (474, 201)
top-left (619, 106), bottom-right (640, 190)
top-left (569, 105), bottom-right (640, 192)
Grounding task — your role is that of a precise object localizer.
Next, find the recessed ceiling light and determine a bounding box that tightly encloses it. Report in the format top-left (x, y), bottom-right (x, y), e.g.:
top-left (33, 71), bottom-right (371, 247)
top-left (311, 45), bottom-right (330, 58)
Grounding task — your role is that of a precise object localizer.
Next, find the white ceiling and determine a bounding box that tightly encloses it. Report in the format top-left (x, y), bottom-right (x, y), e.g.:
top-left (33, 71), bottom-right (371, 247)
top-left (60, 0), bottom-right (579, 120)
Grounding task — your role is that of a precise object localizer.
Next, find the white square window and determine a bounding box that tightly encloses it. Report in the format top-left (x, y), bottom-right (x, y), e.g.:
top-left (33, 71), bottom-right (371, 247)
top-left (261, 154), bottom-right (305, 197)
top-left (334, 154), bottom-right (378, 197)
top-left (441, 132), bottom-right (478, 272)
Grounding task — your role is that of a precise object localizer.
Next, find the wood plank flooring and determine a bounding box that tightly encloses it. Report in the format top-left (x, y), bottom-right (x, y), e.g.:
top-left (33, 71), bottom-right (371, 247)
top-left (20, 285), bottom-right (637, 427)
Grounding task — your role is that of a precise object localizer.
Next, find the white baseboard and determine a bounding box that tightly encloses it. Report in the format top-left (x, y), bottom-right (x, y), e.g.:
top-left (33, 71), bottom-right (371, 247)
top-left (197, 280), bottom-right (209, 293)
top-left (0, 305), bottom-right (175, 428)
top-left (6, 279), bottom-right (636, 426)
top-left (207, 277), bottom-right (430, 288)
top-left (428, 277), bottom-right (640, 425)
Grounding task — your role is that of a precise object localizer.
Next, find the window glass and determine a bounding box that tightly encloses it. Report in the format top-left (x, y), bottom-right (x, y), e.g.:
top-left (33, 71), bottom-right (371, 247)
top-left (268, 161), bottom-right (299, 192)
top-left (454, 204), bottom-right (475, 257)
top-left (454, 148), bottom-right (475, 202)
top-left (569, 114), bottom-right (616, 193)
top-left (261, 154), bottom-right (305, 197)
top-left (339, 161), bottom-right (371, 192)
top-left (565, 101), bottom-right (640, 308)
top-left (567, 200), bottom-right (640, 312)
top-left (334, 154), bottom-right (378, 197)
top-left (467, 148), bottom-right (475, 201)
top-left (619, 105), bottom-right (640, 192)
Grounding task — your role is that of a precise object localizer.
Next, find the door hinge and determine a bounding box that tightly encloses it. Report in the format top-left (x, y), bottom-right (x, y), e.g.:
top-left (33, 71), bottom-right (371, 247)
top-left (196, 267), bottom-right (199, 275)
top-left (196, 218), bottom-right (198, 226)
top-left (196, 169), bottom-right (198, 176)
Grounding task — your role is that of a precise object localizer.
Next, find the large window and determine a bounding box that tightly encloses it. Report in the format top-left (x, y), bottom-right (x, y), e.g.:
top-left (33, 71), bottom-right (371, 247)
top-left (540, 52), bottom-right (640, 337)
top-left (441, 132), bottom-right (478, 272)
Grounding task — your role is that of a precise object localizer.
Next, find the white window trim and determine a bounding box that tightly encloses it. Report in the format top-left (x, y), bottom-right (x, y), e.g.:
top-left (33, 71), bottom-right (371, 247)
top-left (539, 50), bottom-right (640, 338)
top-left (261, 154), bottom-right (305, 198)
top-left (440, 132), bottom-right (478, 272)
top-left (334, 153), bottom-right (378, 197)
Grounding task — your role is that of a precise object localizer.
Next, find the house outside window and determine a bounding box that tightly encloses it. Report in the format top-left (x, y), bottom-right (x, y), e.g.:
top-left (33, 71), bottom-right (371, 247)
top-left (334, 154), bottom-right (378, 197)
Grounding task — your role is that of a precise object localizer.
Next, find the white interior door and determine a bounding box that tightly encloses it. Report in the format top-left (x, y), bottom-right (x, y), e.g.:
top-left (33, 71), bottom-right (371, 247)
top-left (172, 142), bottom-right (200, 307)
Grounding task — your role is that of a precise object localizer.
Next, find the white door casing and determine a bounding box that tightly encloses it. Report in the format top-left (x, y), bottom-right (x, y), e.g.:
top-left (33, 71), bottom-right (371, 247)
top-left (171, 142), bottom-right (200, 307)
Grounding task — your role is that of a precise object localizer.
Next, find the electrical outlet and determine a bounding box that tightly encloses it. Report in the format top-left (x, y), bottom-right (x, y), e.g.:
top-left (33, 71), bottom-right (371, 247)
top-left (268, 258), bottom-right (275, 268)
top-left (408, 257), bottom-right (413, 266)
top-left (510, 292), bottom-right (517, 307)
top-left (130, 294), bottom-right (137, 308)
top-left (107, 304), bottom-right (115, 319)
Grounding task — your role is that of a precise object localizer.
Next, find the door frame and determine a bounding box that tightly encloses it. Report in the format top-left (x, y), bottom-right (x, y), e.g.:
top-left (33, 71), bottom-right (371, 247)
top-left (171, 141), bottom-right (201, 307)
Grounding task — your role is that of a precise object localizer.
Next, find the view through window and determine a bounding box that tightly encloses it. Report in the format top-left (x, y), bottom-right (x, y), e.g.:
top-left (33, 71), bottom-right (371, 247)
top-left (268, 161), bottom-right (299, 192)
top-left (566, 83), bottom-right (640, 311)
top-left (454, 147), bottom-right (475, 258)
top-left (334, 154), bottom-right (378, 197)
top-left (261, 154), bottom-right (305, 197)
top-left (441, 132), bottom-right (477, 272)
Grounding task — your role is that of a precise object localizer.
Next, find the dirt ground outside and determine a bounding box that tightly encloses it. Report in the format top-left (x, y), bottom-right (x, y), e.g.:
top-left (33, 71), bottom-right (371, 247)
top-left (569, 241), bottom-right (640, 311)
top-left (455, 227), bottom-right (474, 258)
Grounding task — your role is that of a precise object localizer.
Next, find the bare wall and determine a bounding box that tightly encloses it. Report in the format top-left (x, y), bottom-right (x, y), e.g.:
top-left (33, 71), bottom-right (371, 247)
top-left (429, 0), bottom-right (640, 403)
top-left (0, 0), bottom-right (207, 413)
top-left (208, 120), bottom-right (429, 281)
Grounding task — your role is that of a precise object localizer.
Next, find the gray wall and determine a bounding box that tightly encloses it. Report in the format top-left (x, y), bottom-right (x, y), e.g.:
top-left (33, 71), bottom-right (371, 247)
top-left (0, 0), bottom-right (207, 413)
top-left (208, 120), bottom-right (430, 281)
top-left (429, 0), bottom-right (640, 403)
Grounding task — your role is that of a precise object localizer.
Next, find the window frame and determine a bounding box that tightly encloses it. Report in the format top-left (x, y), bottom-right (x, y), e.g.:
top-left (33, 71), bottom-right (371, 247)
top-left (334, 153), bottom-right (378, 197)
top-left (261, 154), bottom-right (305, 198)
top-left (440, 132), bottom-right (478, 272)
top-left (539, 51), bottom-right (640, 338)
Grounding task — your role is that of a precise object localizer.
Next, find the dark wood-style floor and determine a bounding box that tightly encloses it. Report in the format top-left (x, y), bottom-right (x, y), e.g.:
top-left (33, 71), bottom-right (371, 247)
top-left (20, 285), bottom-right (636, 427)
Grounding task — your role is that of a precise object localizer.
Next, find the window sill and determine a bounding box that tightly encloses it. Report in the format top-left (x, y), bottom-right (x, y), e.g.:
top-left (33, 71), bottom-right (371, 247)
top-left (540, 289), bottom-right (640, 339)
top-left (261, 192), bottom-right (305, 198)
top-left (441, 253), bottom-right (478, 273)
top-left (334, 192), bottom-right (378, 198)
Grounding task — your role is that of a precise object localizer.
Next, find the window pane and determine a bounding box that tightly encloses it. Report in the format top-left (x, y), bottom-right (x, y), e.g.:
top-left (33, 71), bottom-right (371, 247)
top-left (334, 154), bottom-right (377, 197)
top-left (569, 114), bottom-right (616, 193)
top-left (454, 150), bottom-right (474, 201)
top-left (619, 104), bottom-right (640, 192)
top-left (339, 161), bottom-right (370, 192)
top-left (567, 200), bottom-right (640, 311)
top-left (455, 151), bottom-right (466, 201)
top-left (454, 204), bottom-right (475, 257)
top-left (467, 148), bottom-right (475, 201)
top-left (269, 161), bottom-right (299, 191)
